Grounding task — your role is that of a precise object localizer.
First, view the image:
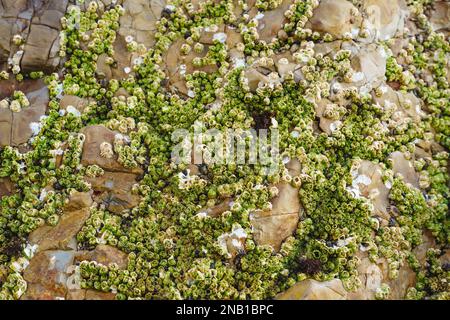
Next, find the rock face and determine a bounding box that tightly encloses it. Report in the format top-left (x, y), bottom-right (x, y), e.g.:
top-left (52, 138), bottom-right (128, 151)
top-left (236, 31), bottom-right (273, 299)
top-left (23, 191), bottom-right (128, 300)
top-left (361, 0), bottom-right (408, 41)
top-left (86, 171), bottom-right (140, 214)
top-left (80, 125), bottom-right (142, 214)
top-left (429, 1), bottom-right (450, 31)
top-left (0, 177), bottom-right (15, 198)
top-left (309, 0), bottom-right (362, 38)
top-left (0, 0), bottom-right (68, 72)
top-left (251, 159), bottom-right (302, 251)
top-left (389, 151), bottom-right (419, 188)
top-left (119, 0), bottom-right (165, 48)
top-left (0, 80), bottom-right (48, 146)
top-left (277, 279), bottom-right (348, 300)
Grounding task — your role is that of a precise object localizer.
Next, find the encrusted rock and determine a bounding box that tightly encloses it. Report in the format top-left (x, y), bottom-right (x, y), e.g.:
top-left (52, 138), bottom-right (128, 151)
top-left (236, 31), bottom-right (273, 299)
top-left (309, 0), bottom-right (362, 39)
top-left (75, 244), bottom-right (128, 269)
top-left (80, 125), bottom-right (143, 174)
top-left (30, 208), bottom-right (91, 251)
top-left (276, 279), bottom-right (348, 300)
top-left (86, 171), bottom-right (140, 214)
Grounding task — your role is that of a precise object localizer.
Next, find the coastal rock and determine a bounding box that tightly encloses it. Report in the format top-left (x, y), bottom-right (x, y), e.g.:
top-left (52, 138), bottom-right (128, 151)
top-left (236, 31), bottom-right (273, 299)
top-left (309, 0), bottom-right (362, 39)
top-left (277, 279), bottom-right (348, 300)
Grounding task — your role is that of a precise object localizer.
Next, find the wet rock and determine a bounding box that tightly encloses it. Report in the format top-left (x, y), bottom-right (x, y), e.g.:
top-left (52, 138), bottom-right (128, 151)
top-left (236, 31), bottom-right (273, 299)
top-left (251, 182), bottom-right (301, 251)
top-left (309, 0), bottom-right (362, 39)
top-left (80, 125), bottom-right (143, 174)
top-left (0, 82), bottom-right (48, 147)
top-left (86, 171), bottom-right (140, 214)
top-left (361, 0), bottom-right (408, 41)
top-left (429, 1), bottom-right (450, 31)
top-left (31, 208), bottom-right (91, 251)
top-left (22, 250), bottom-right (76, 300)
top-left (389, 151), bottom-right (419, 188)
top-left (277, 279), bottom-right (348, 300)
top-left (75, 244), bottom-right (128, 269)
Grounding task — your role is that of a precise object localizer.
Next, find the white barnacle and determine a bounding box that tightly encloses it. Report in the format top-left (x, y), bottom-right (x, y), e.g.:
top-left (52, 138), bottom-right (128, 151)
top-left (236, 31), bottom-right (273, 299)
top-left (99, 142), bottom-right (114, 159)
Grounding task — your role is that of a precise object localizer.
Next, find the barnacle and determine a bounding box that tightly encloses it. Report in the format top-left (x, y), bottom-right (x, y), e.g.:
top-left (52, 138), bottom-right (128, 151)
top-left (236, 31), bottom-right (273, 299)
top-left (0, 0), bottom-right (447, 302)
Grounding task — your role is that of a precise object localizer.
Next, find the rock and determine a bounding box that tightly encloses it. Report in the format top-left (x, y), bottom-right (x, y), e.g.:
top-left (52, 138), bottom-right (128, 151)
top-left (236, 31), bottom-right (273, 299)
top-left (350, 44), bottom-right (387, 87)
top-left (85, 289), bottom-right (116, 300)
top-left (80, 125), bottom-right (143, 174)
top-left (64, 191), bottom-right (93, 212)
top-left (277, 279), bottom-right (348, 300)
top-left (22, 250), bottom-right (76, 300)
top-left (59, 95), bottom-right (90, 114)
top-left (66, 289), bottom-right (86, 300)
top-left (348, 160), bottom-right (390, 217)
top-left (0, 81), bottom-right (48, 147)
top-left (251, 182), bottom-right (301, 251)
top-left (75, 244), bottom-right (128, 269)
top-left (389, 151), bottom-right (419, 188)
top-left (256, 0), bottom-right (293, 43)
top-left (96, 53), bottom-right (113, 80)
top-left (361, 0), bottom-right (407, 41)
top-left (244, 67), bottom-right (271, 92)
top-left (86, 171), bottom-right (140, 214)
top-left (118, 0), bottom-right (166, 48)
top-left (309, 0), bottom-right (362, 39)
top-left (31, 208), bottom-right (91, 251)
top-left (429, 1), bottom-right (450, 31)
top-left (0, 177), bottom-right (15, 198)
top-left (348, 252), bottom-right (417, 299)
top-left (0, 0), bottom-right (70, 72)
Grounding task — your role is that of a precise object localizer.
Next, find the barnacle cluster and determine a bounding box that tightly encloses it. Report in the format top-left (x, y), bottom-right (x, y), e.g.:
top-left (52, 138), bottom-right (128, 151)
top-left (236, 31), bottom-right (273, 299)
top-left (0, 0), bottom-right (448, 300)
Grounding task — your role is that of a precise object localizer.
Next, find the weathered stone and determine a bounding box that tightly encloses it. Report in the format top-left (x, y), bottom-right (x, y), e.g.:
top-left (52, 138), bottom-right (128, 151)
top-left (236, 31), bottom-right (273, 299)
top-left (80, 125), bottom-right (143, 174)
top-left (255, 0), bottom-right (293, 43)
top-left (277, 279), bottom-right (348, 300)
top-left (0, 81), bottom-right (48, 147)
top-left (251, 182), bottom-right (301, 251)
top-left (389, 151), bottom-right (419, 188)
top-left (429, 1), bottom-right (450, 31)
top-left (66, 289), bottom-right (86, 300)
top-left (0, 177), bottom-right (15, 198)
top-left (75, 244), bottom-right (128, 269)
top-left (32, 208), bottom-right (91, 251)
top-left (22, 250), bottom-right (76, 300)
top-left (118, 0), bottom-right (166, 48)
top-left (59, 95), bottom-right (90, 114)
top-left (86, 171), bottom-right (140, 214)
top-left (361, 0), bottom-right (408, 41)
top-left (64, 191), bottom-right (93, 212)
top-left (309, 0), bottom-right (362, 39)
top-left (85, 289), bottom-right (116, 300)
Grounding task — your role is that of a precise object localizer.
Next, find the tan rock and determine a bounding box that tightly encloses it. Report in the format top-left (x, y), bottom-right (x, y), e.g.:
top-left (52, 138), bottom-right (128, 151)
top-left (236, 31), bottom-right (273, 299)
top-left (80, 125), bottom-right (143, 174)
top-left (22, 250), bottom-right (76, 300)
top-left (309, 0), bottom-right (362, 38)
top-left (75, 244), bottom-right (128, 269)
top-left (66, 289), bottom-right (86, 300)
top-left (389, 151), bottom-right (419, 188)
top-left (429, 1), bottom-right (450, 31)
top-left (277, 279), bottom-right (348, 300)
top-left (251, 182), bottom-right (301, 251)
top-left (256, 0), bottom-right (293, 43)
top-left (59, 95), bottom-right (90, 114)
top-left (0, 177), bottom-right (15, 198)
top-left (64, 191), bottom-right (93, 212)
top-left (34, 208), bottom-right (91, 251)
top-left (86, 171), bottom-right (140, 214)
top-left (85, 289), bottom-right (116, 300)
